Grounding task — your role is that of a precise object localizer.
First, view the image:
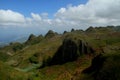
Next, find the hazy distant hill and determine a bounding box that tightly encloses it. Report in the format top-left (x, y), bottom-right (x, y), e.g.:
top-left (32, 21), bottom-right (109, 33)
top-left (0, 42), bottom-right (8, 47)
top-left (0, 36), bottom-right (28, 47)
top-left (12, 36), bottom-right (28, 43)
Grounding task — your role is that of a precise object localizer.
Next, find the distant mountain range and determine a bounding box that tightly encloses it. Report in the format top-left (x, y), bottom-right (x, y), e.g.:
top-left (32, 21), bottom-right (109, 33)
top-left (0, 36), bottom-right (28, 47)
top-left (12, 36), bottom-right (28, 43)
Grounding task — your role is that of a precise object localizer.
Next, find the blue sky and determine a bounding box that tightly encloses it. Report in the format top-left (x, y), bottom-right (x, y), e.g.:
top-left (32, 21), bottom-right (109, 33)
top-left (0, 0), bottom-right (88, 18)
top-left (0, 0), bottom-right (120, 42)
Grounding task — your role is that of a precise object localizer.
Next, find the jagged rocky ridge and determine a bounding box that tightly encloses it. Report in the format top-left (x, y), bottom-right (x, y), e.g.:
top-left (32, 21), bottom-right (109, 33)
top-left (0, 26), bottom-right (120, 80)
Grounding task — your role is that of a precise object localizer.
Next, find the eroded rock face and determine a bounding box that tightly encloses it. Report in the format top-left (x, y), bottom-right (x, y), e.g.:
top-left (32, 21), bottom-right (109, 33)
top-left (79, 40), bottom-right (94, 55)
top-left (50, 38), bottom-right (78, 65)
top-left (46, 38), bottom-right (95, 66)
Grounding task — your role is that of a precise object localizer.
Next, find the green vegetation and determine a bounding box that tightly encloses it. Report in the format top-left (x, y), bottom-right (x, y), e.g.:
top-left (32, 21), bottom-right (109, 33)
top-left (0, 61), bottom-right (28, 80)
top-left (0, 26), bottom-right (120, 80)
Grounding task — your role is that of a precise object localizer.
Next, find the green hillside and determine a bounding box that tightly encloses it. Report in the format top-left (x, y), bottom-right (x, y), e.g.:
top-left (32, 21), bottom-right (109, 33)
top-left (0, 26), bottom-right (120, 80)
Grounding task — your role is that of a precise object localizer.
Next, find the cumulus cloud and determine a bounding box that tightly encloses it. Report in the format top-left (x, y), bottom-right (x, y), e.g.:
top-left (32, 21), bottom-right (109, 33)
top-left (31, 13), bottom-right (42, 21)
top-left (55, 0), bottom-right (120, 27)
top-left (0, 9), bottom-right (25, 26)
top-left (0, 0), bottom-right (120, 31)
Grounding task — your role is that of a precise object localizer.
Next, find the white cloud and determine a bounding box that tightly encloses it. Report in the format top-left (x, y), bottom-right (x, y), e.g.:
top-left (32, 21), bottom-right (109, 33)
top-left (31, 13), bottom-right (42, 21)
top-left (0, 0), bottom-right (120, 31)
top-left (55, 0), bottom-right (120, 27)
top-left (0, 9), bottom-right (25, 26)
top-left (41, 13), bottom-right (48, 19)
top-left (58, 8), bottom-right (66, 14)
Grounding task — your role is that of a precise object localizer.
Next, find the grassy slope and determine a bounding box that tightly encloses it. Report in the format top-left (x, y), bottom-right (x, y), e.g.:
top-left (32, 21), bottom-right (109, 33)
top-left (0, 26), bottom-right (119, 80)
top-left (0, 61), bottom-right (29, 80)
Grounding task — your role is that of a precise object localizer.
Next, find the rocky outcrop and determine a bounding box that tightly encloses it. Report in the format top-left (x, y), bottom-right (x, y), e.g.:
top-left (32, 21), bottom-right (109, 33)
top-left (86, 26), bottom-right (96, 33)
top-left (25, 34), bottom-right (43, 45)
top-left (50, 38), bottom-right (78, 65)
top-left (45, 30), bottom-right (58, 38)
top-left (41, 37), bottom-right (95, 67)
top-left (27, 34), bottom-right (36, 41)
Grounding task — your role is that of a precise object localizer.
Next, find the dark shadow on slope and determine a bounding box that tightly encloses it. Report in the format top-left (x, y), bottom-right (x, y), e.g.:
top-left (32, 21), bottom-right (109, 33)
top-left (50, 38), bottom-right (78, 65)
top-left (82, 54), bottom-right (106, 74)
top-left (82, 53), bottom-right (120, 80)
